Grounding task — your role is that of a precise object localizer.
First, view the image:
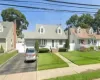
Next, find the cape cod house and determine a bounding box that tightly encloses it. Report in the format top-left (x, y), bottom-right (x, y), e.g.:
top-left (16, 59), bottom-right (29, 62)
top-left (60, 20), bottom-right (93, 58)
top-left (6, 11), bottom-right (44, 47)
top-left (0, 22), bottom-right (16, 52)
top-left (66, 26), bottom-right (100, 51)
top-left (23, 24), bottom-right (67, 50)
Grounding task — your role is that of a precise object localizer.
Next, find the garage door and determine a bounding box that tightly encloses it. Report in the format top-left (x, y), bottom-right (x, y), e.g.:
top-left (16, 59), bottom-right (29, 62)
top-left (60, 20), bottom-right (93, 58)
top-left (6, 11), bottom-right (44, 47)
top-left (25, 40), bottom-right (35, 49)
top-left (16, 43), bottom-right (25, 53)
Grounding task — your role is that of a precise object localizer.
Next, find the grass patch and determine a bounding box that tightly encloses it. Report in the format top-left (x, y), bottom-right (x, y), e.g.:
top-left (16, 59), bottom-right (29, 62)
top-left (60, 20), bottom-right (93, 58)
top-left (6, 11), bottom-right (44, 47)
top-left (46, 69), bottom-right (100, 80)
top-left (38, 53), bottom-right (68, 70)
top-left (0, 50), bottom-right (18, 65)
top-left (60, 51), bottom-right (100, 65)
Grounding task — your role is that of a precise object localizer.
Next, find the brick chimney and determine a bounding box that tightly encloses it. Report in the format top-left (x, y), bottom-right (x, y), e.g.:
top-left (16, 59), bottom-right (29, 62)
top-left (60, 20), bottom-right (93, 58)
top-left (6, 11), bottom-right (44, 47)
top-left (13, 21), bottom-right (17, 49)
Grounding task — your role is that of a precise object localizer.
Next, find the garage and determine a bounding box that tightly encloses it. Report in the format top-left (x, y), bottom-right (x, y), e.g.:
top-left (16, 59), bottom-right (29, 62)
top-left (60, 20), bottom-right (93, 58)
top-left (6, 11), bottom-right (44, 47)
top-left (25, 39), bottom-right (35, 49)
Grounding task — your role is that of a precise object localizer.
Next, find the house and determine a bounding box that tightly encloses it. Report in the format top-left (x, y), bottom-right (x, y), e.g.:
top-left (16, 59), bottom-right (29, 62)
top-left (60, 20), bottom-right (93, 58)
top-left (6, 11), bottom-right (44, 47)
top-left (23, 24), bottom-right (67, 50)
top-left (65, 26), bottom-right (100, 51)
top-left (0, 21), bottom-right (16, 52)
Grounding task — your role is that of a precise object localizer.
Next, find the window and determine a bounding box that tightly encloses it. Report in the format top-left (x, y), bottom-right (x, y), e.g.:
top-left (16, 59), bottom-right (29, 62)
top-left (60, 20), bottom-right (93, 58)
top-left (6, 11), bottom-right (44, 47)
top-left (94, 40), bottom-right (97, 43)
top-left (40, 39), bottom-right (47, 46)
top-left (39, 26), bottom-right (45, 34)
top-left (59, 29), bottom-right (61, 33)
top-left (88, 40), bottom-right (91, 44)
top-left (59, 40), bottom-right (62, 45)
top-left (41, 28), bottom-right (43, 33)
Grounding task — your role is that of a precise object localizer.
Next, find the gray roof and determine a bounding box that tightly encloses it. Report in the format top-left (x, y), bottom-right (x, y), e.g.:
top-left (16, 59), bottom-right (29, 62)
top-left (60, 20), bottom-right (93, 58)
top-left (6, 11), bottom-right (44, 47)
top-left (23, 24), bottom-right (67, 39)
top-left (0, 22), bottom-right (13, 38)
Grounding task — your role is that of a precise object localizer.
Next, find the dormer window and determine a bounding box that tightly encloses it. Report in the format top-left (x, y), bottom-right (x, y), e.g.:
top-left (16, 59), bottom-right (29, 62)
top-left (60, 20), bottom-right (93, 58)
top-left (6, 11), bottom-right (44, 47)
top-left (57, 27), bottom-right (62, 34)
top-left (77, 26), bottom-right (81, 33)
top-left (89, 27), bottom-right (93, 34)
top-left (59, 29), bottom-right (61, 33)
top-left (0, 24), bottom-right (3, 32)
top-left (39, 26), bottom-right (45, 34)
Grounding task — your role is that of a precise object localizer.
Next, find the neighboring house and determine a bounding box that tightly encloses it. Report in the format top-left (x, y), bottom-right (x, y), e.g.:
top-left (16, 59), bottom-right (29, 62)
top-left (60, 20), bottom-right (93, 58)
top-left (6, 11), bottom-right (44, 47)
top-left (23, 24), bottom-right (67, 50)
top-left (65, 26), bottom-right (100, 51)
top-left (0, 21), bottom-right (16, 52)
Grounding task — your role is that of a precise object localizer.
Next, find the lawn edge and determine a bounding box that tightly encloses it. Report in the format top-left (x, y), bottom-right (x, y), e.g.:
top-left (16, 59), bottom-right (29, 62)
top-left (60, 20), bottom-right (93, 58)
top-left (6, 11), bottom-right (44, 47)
top-left (0, 51), bottom-right (18, 68)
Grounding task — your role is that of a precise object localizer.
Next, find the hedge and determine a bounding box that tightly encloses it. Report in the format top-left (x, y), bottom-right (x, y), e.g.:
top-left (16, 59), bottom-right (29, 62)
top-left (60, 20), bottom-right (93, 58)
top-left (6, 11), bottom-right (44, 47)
top-left (39, 48), bottom-right (49, 53)
top-left (59, 48), bottom-right (67, 52)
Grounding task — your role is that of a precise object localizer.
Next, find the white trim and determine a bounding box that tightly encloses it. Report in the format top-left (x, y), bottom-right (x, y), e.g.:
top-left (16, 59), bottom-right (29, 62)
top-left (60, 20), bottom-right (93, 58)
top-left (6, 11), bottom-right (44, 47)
top-left (6, 39), bottom-right (7, 52)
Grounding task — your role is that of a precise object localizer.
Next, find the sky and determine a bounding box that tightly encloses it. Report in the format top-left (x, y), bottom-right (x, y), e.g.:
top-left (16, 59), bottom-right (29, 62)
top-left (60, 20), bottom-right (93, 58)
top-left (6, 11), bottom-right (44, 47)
top-left (0, 0), bottom-right (100, 31)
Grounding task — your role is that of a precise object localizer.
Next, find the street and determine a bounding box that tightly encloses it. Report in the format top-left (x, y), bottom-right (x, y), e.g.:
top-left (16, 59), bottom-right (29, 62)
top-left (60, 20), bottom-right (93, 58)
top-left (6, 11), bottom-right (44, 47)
top-left (0, 54), bottom-right (37, 75)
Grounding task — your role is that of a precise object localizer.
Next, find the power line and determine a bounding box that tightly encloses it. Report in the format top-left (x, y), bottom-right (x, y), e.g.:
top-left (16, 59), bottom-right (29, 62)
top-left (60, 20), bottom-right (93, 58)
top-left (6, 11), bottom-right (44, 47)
top-left (0, 0), bottom-right (100, 10)
top-left (0, 3), bottom-right (96, 14)
top-left (45, 0), bottom-right (100, 7)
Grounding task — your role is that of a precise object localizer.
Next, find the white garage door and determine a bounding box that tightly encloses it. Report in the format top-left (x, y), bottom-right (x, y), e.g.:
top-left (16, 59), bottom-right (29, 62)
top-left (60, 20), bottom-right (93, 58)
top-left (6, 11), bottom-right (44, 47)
top-left (25, 40), bottom-right (35, 49)
top-left (16, 43), bottom-right (25, 53)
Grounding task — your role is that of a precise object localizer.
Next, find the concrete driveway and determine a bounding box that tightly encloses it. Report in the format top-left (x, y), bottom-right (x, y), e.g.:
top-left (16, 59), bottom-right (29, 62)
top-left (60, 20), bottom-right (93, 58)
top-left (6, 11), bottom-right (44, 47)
top-left (0, 54), bottom-right (37, 75)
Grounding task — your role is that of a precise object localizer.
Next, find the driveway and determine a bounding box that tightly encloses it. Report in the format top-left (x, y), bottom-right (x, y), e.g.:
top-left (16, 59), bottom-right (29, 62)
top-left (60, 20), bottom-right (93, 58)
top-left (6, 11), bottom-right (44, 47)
top-left (0, 54), bottom-right (37, 75)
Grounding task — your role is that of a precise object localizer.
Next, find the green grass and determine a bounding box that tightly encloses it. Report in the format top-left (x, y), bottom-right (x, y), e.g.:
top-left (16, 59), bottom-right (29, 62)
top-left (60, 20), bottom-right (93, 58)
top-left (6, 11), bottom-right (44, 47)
top-left (46, 69), bottom-right (100, 80)
top-left (38, 53), bottom-right (68, 70)
top-left (0, 51), bottom-right (17, 65)
top-left (60, 51), bottom-right (100, 65)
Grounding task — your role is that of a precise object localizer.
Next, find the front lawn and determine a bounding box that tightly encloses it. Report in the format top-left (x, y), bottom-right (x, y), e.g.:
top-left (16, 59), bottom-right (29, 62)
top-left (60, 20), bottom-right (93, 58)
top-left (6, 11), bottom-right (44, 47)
top-left (38, 53), bottom-right (68, 70)
top-left (0, 50), bottom-right (17, 65)
top-left (47, 69), bottom-right (100, 80)
top-left (60, 51), bottom-right (100, 65)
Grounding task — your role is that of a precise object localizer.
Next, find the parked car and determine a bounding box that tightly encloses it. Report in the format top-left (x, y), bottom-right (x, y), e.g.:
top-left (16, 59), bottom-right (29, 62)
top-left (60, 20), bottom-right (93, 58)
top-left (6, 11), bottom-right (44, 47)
top-left (25, 48), bottom-right (36, 62)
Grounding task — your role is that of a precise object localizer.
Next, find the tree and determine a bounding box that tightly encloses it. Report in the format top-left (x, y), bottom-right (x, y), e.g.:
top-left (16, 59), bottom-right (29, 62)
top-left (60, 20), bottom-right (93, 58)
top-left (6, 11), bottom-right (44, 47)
top-left (1, 8), bottom-right (29, 36)
top-left (94, 9), bottom-right (100, 28)
top-left (66, 14), bottom-right (79, 27)
top-left (78, 14), bottom-right (93, 28)
top-left (66, 13), bottom-right (93, 28)
top-left (65, 39), bottom-right (69, 49)
top-left (35, 40), bottom-right (39, 53)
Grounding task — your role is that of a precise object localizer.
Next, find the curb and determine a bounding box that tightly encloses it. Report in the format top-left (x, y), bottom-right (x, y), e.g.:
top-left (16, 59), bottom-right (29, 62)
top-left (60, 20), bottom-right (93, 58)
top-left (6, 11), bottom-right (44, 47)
top-left (0, 53), bottom-right (18, 68)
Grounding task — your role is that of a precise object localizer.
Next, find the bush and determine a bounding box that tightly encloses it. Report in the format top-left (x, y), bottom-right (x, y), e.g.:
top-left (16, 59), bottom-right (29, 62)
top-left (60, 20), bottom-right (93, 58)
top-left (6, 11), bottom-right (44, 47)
top-left (98, 46), bottom-right (100, 50)
top-left (80, 46), bottom-right (87, 52)
top-left (59, 48), bottom-right (67, 52)
top-left (35, 40), bottom-right (39, 52)
top-left (89, 46), bottom-right (94, 51)
top-left (0, 45), bottom-right (4, 53)
top-left (39, 48), bottom-right (49, 53)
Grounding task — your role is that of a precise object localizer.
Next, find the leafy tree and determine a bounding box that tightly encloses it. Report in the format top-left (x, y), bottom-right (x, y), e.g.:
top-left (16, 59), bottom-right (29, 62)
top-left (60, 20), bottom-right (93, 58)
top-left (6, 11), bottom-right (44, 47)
top-left (66, 14), bottom-right (93, 28)
top-left (67, 14), bottom-right (79, 27)
top-left (78, 14), bottom-right (94, 28)
top-left (35, 40), bottom-right (39, 53)
top-left (1, 8), bottom-right (29, 36)
top-left (94, 9), bottom-right (100, 28)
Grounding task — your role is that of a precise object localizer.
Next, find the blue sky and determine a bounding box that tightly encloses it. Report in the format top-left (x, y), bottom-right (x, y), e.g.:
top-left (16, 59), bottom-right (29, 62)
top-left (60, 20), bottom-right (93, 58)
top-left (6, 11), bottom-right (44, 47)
top-left (0, 0), bottom-right (100, 31)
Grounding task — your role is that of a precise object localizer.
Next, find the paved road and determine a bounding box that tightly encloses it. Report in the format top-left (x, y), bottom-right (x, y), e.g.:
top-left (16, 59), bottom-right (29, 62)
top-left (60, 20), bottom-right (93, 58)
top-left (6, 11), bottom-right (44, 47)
top-left (0, 54), bottom-right (37, 75)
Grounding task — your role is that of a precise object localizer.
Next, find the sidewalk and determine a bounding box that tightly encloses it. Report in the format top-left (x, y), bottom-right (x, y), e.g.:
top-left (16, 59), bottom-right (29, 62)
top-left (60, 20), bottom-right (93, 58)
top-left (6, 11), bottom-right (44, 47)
top-left (1, 63), bottom-right (100, 80)
top-left (1, 53), bottom-right (100, 80)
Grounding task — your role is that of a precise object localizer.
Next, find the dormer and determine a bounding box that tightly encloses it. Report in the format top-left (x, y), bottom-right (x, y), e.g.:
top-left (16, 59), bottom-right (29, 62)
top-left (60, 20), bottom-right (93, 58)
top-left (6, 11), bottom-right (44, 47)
top-left (56, 26), bottom-right (62, 34)
top-left (38, 26), bottom-right (45, 34)
top-left (89, 27), bottom-right (93, 34)
top-left (0, 23), bottom-right (3, 32)
top-left (76, 26), bottom-right (81, 33)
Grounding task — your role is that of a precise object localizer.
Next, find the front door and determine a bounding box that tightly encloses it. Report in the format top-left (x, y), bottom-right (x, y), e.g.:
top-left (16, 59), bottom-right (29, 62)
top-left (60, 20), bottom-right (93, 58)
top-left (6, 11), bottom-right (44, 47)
top-left (52, 40), bottom-right (54, 47)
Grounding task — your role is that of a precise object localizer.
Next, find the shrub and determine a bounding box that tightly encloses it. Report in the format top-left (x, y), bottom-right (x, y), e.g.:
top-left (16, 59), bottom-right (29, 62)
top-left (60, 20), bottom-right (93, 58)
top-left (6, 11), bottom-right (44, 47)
top-left (35, 40), bottom-right (39, 52)
top-left (89, 46), bottom-right (94, 51)
top-left (98, 46), bottom-right (100, 50)
top-left (59, 48), bottom-right (67, 52)
top-left (80, 46), bottom-right (87, 52)
top-left (0, 45), bottom-right (4, 53)
top-left (39, 48), bottom-right (49, 53)
top-left (64, 39), bottom-right (69, 48)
